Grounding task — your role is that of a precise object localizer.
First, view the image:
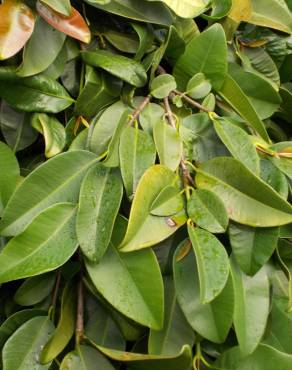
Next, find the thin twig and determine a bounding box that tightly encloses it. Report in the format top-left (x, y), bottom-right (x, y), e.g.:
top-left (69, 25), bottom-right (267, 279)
top-left (128, 95), bottom-right (151, 126)
top-left (163, 96), bottom-right (195, 189)
top-left (76, 278), bottom-right (84, 345)
top-left (173, 90), bottom-right (212, 113)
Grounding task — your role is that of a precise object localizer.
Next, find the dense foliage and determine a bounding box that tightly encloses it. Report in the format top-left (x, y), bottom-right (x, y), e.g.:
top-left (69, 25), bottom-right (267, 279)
top-left (0, 0), bottom-right (292, 369)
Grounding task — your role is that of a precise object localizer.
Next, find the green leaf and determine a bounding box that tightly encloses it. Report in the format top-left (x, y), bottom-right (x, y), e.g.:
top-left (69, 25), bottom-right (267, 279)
top-left (41, 0), bottom-right (71, 16)
top-left (17, 17), bottom-right (66, 77)
top-left (119, 125), bottom-right (156, 199)
top-left (229, 223), bottom-right (279, 276)
top-left (81, 50), bottom-right (147, 87)
top-left (2, 316), bottom-right (54, 370)
top-left (0, 102), bottom-right (37, 152)
top-left (31, 113), bottom-right (66, 158)
top-left (0, 141), bottom-right (20, 215)
top-left (40, 283), bottom-right (75, 363)
top-left (219, 74), bottom-right (270, 142)
top-left (249, 0), bottom-right (292, 34)
top-left (173, 241), bottom-right (234, 343)
top-left (119, 165), bottom-right (187, 252)
top-left (147, 0), bottom-right (209, 18)
top-left (151, 185), bottom-right (184, 216)
top-left (90, 100), bottom-right (129, 156)
top-left (77, 164), bottom-right (123, 262)
top-left (96, 344), bottom-right (192, 370)
top-left (0, 70), bottom-right (74, 113)
top-left (195, 157), bottom-right (292, 227)
top-left (86, 244), bottom-right (164, 329)
top-left (187, 189), bottom-right (229, 233)
top-left (0, 150), bottom-right (97, 236)
top-left (186, 72), bottom-right (212, 99)
top-left (188, 224), bottom-right (229, 303)
top-left (14, 273), bottom-right (56, 306)
top-left (229, 63), bottom-right (281, 119)
top-left (264, 297), bottom-right (292, 353)
top-left (216, 344), bottom-right (292, 370)
top-left (150, 74), bottom-right (177, 99)
top-left (85, 0), bottom-right (174, 26)
top-left (260, 158), bottom-right (288, 199)
top-left (153, 120), bottom-right (183, 171)
top-left (173, 24), bottom-right (227, 91)
top-left (0, 309), bottom-right (47, 350)
top-left (148, 275), bottom-right (195, 355)
top-left (0, 203), bottom-right (78, 283)
top-left (230, 256), bottom-right (270, 356)
top-left (84, 299), bottom-right (125, 350)
top-left (60, 345), bottom-right (116, 370)
top-left (74, 67), bottom-right (122, 118)
top-left (139, 102), bottom-right (164, 134)
top-left (0, 0), bottom-right (35, 60)
top-left (213, 116), bottom-right (260, 174)
top-left (205, 0), bottom-right (232, 19)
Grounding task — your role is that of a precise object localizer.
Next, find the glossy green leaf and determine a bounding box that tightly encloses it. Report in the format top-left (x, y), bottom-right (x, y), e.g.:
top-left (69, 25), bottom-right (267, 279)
top-left (205, 0), bottom-right (232, 19)
top-left (84, 299), bottom-right (125, 350)
top-left (81, 50), bottom-right (147, 87)
top-left (249, 0), bottom-right (292, 34)
top-left (139, 102), bottom-right (164, 134)
top-left (148, 276), bottom-right (195, 355)
top-left (85, 0), bottom-right (174, 26)
top-left (0, 141), bottom-right (20, 214)
top-left (96, 344), bottom-right (192, 370)
top-left (195, 157), bottom-right (292, 227)
top-left (0, 0), bottom-right (35, 60)
top-left (86, 244), bottom-right (164, 329)
top-left (219, 74), bottom-right (270, 142)
top-left (0, 309), bottom-right (46, 350)
top-left (119, 125), bottom-right (156, 199)
top-left (60, 345), bottom-right (115, 370)
top-left (186, 72), bottom-right (212, 99)
top-left (3, 316), bottom-right (54, 370)
top-left (119, 165), bottom-right (187, 252)
top-left (89, 100), bottom-right (129, 156)
top-left (0, 102), bottom-right (37, 152)
top-left (173, 241), bottom-right (234, 343)
top-left (216, 344), bottom-right (292, 370)
top-left (260, 158), bottom-right (288, 199)
top-left (41, 0), bottom-right (71, 16)
top-left (151, 185), bottom-right (184, 217)
top-left (147, 0), bottom-right (209, 18)
top-left (74, 67), bottom-right (121, 118)
top-left (150, 74), bottom-right (177, 99)
top-left (0, 150), bottom-right (97, 236)
top-left (17, 17), bottom-right (66, 77)
top-left (229, 63), bottom-right (281, 119)
top-left (14, 273), bottom-right (56, 306)
top-left (153, 120), bottom-right (183, 171)
top-left (0, 203), bottom-right (78, 283)
top-left (173, 24), bottom-right (227, 91)
top-left (213, 116), bottom-right (260, 174)
top-left (187, 189), bottom-right (228, 233)
top-left (0, 70), bottom-right (74, 113)
top-left (77, 164), bottom-right (123, 262)
top-left (230, 256), bottom-right (270, 355)
top-left (31, 113), bottom-right (66, 158)
top-left (188, 224), bottom-right (229, 303)
top-left (229, 223), bottom-right (279, 276)
top-left (40, 283), bottom-right (75, 363)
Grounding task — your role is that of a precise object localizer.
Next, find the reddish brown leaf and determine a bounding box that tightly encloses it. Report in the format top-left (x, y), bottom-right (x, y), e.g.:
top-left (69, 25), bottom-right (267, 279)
top-left (36, 1), bottom-right (91, 44)
top-left (0, 0), bottom-right (35, 60)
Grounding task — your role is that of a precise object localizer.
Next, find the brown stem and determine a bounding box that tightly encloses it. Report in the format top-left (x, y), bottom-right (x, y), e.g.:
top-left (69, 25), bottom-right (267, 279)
top-left (76, 278), bottom-right (84, 345)
top-left (156, 65), bottom-right (211, 113)
top-left (163, 97), bottom-right (195, 187)
top-left (128, 95), bottom-right (151, 126)
top-left (173, 90), bottom-right (211, 113)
